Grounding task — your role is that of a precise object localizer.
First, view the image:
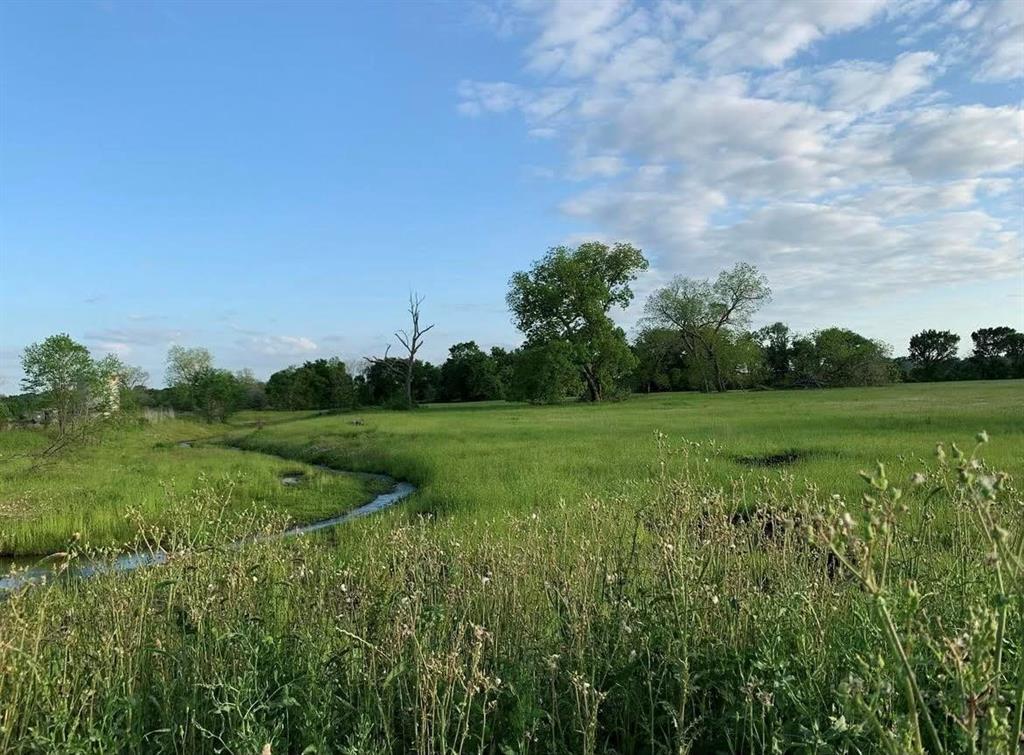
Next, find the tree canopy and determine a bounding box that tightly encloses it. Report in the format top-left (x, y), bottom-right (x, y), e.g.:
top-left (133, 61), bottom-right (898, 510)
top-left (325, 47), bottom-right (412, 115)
top-left (507, 241), bottom-right (648, 401)
top-left (643, 262), bottom-right (771, 392)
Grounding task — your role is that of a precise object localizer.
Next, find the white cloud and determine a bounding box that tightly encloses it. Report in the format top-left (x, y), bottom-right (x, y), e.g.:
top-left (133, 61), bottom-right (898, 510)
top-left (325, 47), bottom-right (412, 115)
top-left (684, 0), bottom-right (890, 70)
top-left (824, 51), bottom-right (938, 112)
top-left (243, 335), bottom-right (319, 356)
top-left (92, 341), bottom-right (133, 356)
top-left (954, 0), bottom-right (1024, 81)
top-left (461, 0), bottom-right (1023, 312)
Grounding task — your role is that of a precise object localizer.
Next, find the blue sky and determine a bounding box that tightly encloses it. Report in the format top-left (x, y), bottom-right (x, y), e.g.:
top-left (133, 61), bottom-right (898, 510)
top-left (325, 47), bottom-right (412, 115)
top-left (1, 0), bottom-right (1022, 388)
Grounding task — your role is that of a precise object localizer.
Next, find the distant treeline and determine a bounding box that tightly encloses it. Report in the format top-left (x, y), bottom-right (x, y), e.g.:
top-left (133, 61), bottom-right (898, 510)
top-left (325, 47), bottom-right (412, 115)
top-left (119, 322), bottom-right (1020, 417)
top-left (5, 243), bottom-right (1022, 425)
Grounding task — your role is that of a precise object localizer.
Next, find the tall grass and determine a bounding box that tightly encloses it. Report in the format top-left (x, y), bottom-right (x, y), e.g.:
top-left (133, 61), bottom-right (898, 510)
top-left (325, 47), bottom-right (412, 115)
top-left (0, 420), bottom-right (382, 556)
top-left (1, 434), bottom-right (1020, 753)
top-left (227, 381), bottom-right (1024, 526)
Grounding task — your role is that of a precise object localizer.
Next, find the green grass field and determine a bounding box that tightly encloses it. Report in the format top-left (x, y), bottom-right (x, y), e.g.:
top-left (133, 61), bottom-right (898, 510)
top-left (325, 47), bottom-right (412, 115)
top-left (0, 417), bottom-right (384, 557)
top-left (230, 380), bottom-right (1024, 522)
top-left (1, 381), bottom-right (1022, 753)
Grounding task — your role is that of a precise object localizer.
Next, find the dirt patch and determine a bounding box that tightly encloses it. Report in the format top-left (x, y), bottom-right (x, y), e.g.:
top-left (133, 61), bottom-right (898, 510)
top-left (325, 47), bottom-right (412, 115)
top-left (734, 449), bottom-right (806, 467)
top-left (280, 471), bottom-right (306, 486)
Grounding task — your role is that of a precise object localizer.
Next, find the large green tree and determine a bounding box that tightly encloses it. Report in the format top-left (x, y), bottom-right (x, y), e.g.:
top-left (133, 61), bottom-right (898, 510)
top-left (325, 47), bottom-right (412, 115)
top-left (506, 241), bottom-right (648, 401)
top-left (21, 334), bottom-right (101, 434)
top-left (969, 326), bottom-right (1024, 380)
top-left (631, 328), bottom-right (688, 393)
top-left (165, 345), bottom-right (214, 411)
top-left (908, 329), bottom-right (960, 381)
top-left (439, 342), bottom-right (500, 402)
top-left (791, 328), bottom-right (895, 387)
top-left (754, 322), bottom-right (793, 386)
top-left (266, 359), bottom-right (354, 410)
top-left (643, 263), bottom-right (771, 392)
top-left (165, 345), bottom-right (245, 421)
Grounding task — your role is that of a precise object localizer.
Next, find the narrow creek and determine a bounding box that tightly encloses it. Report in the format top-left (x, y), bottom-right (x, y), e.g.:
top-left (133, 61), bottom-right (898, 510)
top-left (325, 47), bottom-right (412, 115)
top-left (0, 454), bottom-right (416, 592)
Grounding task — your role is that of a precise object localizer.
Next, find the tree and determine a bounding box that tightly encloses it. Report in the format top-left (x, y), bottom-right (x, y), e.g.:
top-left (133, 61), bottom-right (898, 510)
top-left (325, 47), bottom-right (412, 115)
top-left (366, 294), bottom-right (435, 409)
top-left (358, 357), bottom-right (439, 407)
top-left (266, 359), bottom-right (353, 410)
top-left (166, 346), bottom-right (214, 411)
top-left (508, 341), bottom-right (583, 404)
top-left (440, 342), bottom-right (500, 402)
top-left (632, 328), bottom-right (688, 393)
top-left (908, 329), bottom-right (960, 381)
top-left (506, 241), bottom-right (648, 401)
top-left (165, 345), bottom-right (244, 421)
top-left (489, 346), bottom-right (516, 400)
top-left (644, 263), bottom-right (771, 392)
top-left (969, 326), bottom-right (1023, 379)
top-left (192, 369), bottom-right (244, 422)
top-left (791, 328), bottom-right (896, 387)
top-left (755, 322), bottom-right (792, 386)
top-left (21, 334), bottom-right (101, 434)
top-left (234, 368), bottom-right (268, 410)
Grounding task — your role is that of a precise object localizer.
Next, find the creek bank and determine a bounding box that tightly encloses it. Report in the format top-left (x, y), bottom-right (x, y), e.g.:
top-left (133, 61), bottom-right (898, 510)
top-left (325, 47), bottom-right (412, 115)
top-left (0, 450), bottom-right (415, 591)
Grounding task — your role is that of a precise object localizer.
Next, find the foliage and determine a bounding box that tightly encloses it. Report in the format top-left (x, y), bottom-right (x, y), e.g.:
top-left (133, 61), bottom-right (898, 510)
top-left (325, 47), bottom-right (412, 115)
top-left (969, 327), bottom-right (1024, 380)
top-left (266, 359), bottom-right (355, 411)
top-left (755, 321), bottom-right (793, 385)
top-left (165, 345), bottom-right (247, 421)
top-left (358, 358), bottom-right (440, 407)
top-left (439, 341), bottom-right (501, 402)
top-left (791, 327), bottom-right (896, 387)
top-left (507, 241), bottom-right (648, 401)
top-left (631, 328), bottom-right (688, 393)
top-left (643, 262), bottom-right (771, 392)
top-left (507, 340), bottom-right (583, 404)
top-left (20, 334), bottom-right (122, 434)
top-left (908, 329), bottom-right (961, 382)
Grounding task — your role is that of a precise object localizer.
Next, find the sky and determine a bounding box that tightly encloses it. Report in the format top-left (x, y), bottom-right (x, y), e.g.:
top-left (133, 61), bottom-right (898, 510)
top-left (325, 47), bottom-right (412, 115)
top-left (1, 0), bottom-right (1022, 389)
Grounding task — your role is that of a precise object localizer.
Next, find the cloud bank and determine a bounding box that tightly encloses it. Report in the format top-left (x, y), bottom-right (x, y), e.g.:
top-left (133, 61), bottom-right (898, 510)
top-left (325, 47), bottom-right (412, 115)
top-left (460, 0), bottom-right (1023, 316)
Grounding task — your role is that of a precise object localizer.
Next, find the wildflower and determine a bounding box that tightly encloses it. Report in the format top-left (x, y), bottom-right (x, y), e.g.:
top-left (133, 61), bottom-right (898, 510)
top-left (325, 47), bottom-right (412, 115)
top-left (976, 430), bottom-right (989, 444)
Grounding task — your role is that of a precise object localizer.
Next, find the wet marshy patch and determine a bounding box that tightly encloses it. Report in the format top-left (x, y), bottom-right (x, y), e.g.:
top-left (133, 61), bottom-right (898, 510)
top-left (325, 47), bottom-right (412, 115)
top-left (734, 448), bottom-right (811, 467)
top-left (280, 470), bottom-right (307, 486)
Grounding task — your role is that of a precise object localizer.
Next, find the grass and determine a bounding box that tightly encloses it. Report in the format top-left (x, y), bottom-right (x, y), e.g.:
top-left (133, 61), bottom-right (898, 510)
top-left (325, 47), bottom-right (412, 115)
top-left (0, 417), bottom-right (385, 557)
top-left (229, 380), bottom-right (1024, 522)
top-left (0, 381), bottom-right (1022, 753)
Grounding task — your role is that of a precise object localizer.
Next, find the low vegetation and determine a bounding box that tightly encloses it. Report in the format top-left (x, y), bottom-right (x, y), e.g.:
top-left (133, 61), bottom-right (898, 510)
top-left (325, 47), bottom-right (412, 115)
top-left (0, 418), bottom-right (383, 557)
top-left (0, 383), bottom-right (1021, 752)
top-left (1, 243), bottom-right (1022, 753)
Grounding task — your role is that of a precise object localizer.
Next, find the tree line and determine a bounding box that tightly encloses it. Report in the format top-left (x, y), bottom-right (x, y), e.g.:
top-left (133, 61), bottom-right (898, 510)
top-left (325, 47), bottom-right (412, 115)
top-left (5, 241), bottom-right (1021, 428)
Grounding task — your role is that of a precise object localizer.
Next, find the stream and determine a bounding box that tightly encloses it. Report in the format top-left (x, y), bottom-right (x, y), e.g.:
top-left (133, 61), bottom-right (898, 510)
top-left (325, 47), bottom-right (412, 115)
top-left (0, 459), bottom-right (416, 592)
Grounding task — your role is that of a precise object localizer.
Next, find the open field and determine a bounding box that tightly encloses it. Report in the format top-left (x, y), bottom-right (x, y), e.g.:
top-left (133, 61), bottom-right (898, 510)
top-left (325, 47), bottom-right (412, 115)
top-left (1, 382), bottom-right (1022, 753)
top-left (231, 380), bottom-right (1024, 522)
top-left (0, 418), bottom-right (384, 557)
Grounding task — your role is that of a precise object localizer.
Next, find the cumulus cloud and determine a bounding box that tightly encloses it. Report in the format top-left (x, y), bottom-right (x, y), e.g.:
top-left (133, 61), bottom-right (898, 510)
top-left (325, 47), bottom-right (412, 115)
top-left (823, 51), bottom-right (939, 113)
top-left (459, 0), bottom-right (1023, 309)
top-left (84, 327), bottom-right (187, 346)
top-left (684, 0), bottom-right (890, 70)
top-left (242, 335), bottom-right (318, 356)
top-left (949, 0), bottom-right (1024, 82)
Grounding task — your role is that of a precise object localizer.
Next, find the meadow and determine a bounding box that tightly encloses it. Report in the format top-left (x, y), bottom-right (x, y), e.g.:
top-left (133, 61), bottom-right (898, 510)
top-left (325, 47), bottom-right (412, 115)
top-left (0, 416), bottom-right (384, 558)
top-left (1, 381), bottom-right (1022, 753)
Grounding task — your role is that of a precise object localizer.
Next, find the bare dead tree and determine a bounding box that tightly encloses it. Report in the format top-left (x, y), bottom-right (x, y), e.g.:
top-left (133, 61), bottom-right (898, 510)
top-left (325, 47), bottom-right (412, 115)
top-left (365, 293), bottom-right (435, 408)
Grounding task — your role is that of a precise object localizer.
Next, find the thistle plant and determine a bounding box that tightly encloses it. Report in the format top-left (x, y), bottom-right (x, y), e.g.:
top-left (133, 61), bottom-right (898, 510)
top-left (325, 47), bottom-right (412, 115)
top-left (812, 433), bottom-right (1023, 754)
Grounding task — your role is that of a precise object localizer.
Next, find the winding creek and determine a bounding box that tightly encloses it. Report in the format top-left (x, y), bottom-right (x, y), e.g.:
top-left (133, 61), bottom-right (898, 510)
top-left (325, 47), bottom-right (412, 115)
top-left (0, 457), bottom-right (417, 592)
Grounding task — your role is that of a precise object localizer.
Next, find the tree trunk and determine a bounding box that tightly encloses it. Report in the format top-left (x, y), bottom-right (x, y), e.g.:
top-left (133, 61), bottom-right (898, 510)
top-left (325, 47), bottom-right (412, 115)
top-left (404, 357), bottom-right (414, 408)
top-left (582, 365), bottom-right (602, 402)
top-left (710, 351), bottom-right (726, 392)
